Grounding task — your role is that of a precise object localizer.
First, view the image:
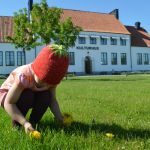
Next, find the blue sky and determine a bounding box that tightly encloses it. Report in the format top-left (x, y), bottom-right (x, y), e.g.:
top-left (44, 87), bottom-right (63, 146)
top-left (0, 0), bottom-right (150, 33)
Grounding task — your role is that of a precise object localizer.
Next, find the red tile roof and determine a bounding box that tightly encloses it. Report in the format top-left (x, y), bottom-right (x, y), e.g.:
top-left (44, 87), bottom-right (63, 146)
top-left (1, 9), bottom-right (150, 48)
top-left (61, 9), bottom-right (130, 34)
top-left (0, 16), bottom-right (13, 43)
top-left (126, 26), bottom-right (150, 47)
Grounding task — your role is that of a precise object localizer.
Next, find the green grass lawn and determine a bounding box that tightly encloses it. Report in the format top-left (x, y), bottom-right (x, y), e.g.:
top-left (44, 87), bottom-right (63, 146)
top-left (1, 75), bottom-right (150, 149)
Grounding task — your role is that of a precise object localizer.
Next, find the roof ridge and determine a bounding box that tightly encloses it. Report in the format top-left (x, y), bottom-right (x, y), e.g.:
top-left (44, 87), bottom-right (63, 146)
top-left (0, 16), bottom-right (13, 18)
top-left (62, 8), bottom-right (108, 15)
top-left (0, 9), bottom-right (110, 18)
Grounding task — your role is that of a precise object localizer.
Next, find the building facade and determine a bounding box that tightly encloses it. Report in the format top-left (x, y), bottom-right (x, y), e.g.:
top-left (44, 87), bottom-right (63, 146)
top-left (0, 9), bottom-right (150, 75)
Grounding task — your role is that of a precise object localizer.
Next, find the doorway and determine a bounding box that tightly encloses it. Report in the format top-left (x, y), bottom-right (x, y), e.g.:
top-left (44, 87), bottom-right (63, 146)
top-left (84, 56), bottom-right (92, 74)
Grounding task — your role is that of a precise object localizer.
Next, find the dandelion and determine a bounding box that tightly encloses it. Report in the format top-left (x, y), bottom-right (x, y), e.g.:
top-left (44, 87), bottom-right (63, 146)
top-left (29, 130), bottom-right (41, 140)
top-left (106, 133), bottom-right (114, 138)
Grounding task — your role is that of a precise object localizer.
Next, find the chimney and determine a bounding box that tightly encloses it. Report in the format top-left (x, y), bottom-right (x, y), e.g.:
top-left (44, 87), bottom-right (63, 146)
top-left (135, 22), bottom-right (141, 30)
top-left (109, 9), bottom-right (119, 19)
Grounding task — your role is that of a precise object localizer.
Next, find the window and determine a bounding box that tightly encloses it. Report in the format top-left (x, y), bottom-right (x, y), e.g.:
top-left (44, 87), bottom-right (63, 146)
top-left (143, 53), bottom-right (149, 65)
top-left (100, 37), bottom-right (107, 45)
top-left (137, 53), bottom-right (142, 65)
top-left (101, 52), bottom-right (107, 65)
top-left (78, 37), bottom-right (86, 44)
top-left (120, 38), bottom-right (126, 46)
top-left (0, 51), bottom-right (3, 66)
top-left (111, 38), bottom-right (117, 45)
top-left (69, 52), bottom-right (75, 65)
top-left (17, 51), bottom-right (25, 66)
top-left (111, 53), bottom-right (117, 65)
top-left (121, 53), bottom-right (127, 65)
top-left (90, 37), bottom-right (97, 44)
top-left (5, 51), bottom-right (15, 66)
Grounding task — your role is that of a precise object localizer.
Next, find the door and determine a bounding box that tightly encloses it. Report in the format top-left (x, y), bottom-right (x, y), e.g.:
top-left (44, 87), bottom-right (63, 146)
top-left (85, 56), bottom-right (92, 74)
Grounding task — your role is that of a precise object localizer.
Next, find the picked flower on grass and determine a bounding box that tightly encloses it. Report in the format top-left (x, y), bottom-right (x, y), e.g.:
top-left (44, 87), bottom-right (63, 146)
top-left (105, 133), bottom-right (114, 138)
top-left (29, 130), bottom-right (41, 140)
top-left (63, 113), bottom-right (73, 126)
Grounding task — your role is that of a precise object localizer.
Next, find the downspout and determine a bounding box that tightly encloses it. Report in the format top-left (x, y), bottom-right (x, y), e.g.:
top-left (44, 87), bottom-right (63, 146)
top-left (23, 48), bottom-right (26, 65)
top-left (28, 0), bottom-right (34, 60)
top-left (129, 36), bottom-right (132, 72)
top-left (34, 46), bottom-right (37, 58)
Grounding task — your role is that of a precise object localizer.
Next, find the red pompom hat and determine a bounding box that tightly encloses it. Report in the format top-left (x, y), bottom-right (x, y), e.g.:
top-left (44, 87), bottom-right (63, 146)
top-left (31, 44), bottom-right (69, 85)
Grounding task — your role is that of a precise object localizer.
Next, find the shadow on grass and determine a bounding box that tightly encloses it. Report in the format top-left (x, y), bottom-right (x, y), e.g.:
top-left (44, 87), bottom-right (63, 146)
top-left (38, 120), bottom-right (150, 139)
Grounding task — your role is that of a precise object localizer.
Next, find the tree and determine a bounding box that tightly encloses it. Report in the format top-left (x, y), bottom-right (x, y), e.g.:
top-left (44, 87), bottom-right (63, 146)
top-left (7, 0), bottom-right (82, 65)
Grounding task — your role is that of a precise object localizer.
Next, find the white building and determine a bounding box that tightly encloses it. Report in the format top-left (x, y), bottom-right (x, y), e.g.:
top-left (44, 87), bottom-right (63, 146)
top-left (0, 9), bottom-right (150, 75)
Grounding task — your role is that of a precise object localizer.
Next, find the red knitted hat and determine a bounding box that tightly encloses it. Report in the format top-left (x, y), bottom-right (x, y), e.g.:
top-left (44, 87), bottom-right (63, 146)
top-left (31, 44), bottom-right (69, 85)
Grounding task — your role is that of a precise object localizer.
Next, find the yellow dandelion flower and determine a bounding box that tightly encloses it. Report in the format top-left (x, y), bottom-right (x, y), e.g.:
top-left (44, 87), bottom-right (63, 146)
top-left (63, 113), bottom-right (73, 126)
top-left (106, 133), bottom-right (114, 138)
top-left (29, 130), bottom-right (41, 140)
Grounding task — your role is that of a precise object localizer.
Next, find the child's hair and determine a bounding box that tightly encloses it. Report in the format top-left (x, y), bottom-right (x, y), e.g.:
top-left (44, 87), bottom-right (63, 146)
top-left (31, 45), bottom-right (69, 85)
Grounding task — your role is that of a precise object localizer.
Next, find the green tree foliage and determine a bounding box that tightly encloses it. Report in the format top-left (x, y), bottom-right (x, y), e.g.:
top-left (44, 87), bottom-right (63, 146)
top-left (31, 0), bottom-right (63, 45)
top-left (7, 8), bottom-right (40, 50)
top-left (31, 0), bottom-right (82, 50)
top-left (53, 17), bottom-right (82, 50)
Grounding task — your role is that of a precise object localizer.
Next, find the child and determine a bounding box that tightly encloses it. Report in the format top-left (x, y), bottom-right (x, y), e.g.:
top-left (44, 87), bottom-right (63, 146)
top-left (0, 44), bottom-right (69, 133)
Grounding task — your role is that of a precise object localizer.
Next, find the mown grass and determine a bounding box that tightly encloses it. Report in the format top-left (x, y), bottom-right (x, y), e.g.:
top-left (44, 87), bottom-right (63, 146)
top-left (1, 75), bottom-right (150, 149)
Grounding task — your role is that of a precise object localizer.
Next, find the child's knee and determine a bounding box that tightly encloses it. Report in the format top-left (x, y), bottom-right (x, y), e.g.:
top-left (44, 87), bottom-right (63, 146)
top-left (17, 89), bottom-right (34, 106)
top-left (22, 89), bottom-right (34, 99)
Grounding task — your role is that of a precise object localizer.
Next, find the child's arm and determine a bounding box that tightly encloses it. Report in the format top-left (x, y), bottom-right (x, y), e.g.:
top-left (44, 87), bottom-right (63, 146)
top-left (4, 82), bottom-right (34, 132)
top-left (49, 87), bottom-right (63, 123)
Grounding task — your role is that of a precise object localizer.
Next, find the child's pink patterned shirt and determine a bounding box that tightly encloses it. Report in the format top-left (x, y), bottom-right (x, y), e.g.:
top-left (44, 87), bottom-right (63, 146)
top-left (0, 64), bottom-right (47, 106)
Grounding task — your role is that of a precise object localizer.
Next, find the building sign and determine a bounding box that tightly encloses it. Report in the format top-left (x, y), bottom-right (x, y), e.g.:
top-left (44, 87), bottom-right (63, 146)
top-left (76, 46), bottom-right (99, 50)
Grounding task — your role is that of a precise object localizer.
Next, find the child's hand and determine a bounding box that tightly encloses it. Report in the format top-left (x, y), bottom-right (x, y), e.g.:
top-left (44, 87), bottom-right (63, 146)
top-left (24, 122), bottom-right (34, 134)
top-left (54, 113), bottom-right (73, 126)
